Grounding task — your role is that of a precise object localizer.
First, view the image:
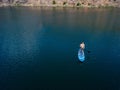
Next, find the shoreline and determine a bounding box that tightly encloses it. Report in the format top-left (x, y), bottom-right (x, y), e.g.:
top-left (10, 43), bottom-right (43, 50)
top-left (0, 5), bottom-right (119, 8)
top-left (0, 3), bottom-right (120, 8)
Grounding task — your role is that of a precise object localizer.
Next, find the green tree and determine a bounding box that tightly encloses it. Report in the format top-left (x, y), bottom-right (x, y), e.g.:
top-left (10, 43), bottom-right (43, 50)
top-left (53, 0), bottom-right (56, 4)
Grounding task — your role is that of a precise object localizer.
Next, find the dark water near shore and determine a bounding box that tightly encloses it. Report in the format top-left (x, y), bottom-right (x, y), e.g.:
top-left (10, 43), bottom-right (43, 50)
top-left (0, 7), bottom-right (120, 90)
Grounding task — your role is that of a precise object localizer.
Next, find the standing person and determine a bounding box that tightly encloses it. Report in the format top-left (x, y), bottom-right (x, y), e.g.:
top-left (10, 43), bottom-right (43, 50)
top-left (80, 42), bottom-right (85, 50)
top-left (78, 42), bottom-right (85, 62)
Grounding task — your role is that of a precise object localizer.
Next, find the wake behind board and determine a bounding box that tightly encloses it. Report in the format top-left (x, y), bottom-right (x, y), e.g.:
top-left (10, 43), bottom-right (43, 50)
top-left (78, 48), bottom-right (85, 62)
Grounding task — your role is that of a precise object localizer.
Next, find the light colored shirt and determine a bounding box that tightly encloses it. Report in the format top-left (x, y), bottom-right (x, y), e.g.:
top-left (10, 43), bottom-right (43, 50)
top-left (80, 43), bottom-right (85, 49)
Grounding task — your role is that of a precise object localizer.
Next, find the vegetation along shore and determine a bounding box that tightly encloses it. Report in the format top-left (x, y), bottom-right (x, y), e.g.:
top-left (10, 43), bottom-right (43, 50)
top-left (0, 0), bottom-right (120, 7)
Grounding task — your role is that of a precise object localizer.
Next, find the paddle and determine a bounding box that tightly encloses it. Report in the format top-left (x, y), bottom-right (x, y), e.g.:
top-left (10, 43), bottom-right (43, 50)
top-left (85, 49), bottom-right (91, 53)
top-left (87, 50), bottom-right (91, 53)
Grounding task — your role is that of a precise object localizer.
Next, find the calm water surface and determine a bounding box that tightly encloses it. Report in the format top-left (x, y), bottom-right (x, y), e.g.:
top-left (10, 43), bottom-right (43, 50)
top-left (0, 7), bottom-right (120, 90)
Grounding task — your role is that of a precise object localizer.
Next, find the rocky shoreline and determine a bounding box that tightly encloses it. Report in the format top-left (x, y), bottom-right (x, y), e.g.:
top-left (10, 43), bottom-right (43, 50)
top-left (0, 0), bottom-right (120, 8)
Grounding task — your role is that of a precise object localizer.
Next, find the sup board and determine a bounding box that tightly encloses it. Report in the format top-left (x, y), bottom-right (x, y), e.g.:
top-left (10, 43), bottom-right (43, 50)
top-left (78, 48), bottom-right (85, 62)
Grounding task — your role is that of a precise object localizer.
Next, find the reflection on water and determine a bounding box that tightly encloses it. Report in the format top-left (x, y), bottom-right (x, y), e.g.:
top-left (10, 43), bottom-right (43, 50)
top-left (0, 8), bottom-right (44, 58)
top-left (0, 7), bottom-right (120, 90)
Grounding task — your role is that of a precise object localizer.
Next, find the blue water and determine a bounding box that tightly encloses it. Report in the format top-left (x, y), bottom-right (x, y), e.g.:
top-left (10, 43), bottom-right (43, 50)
top-left (0, 7), bottom-right (120, 90)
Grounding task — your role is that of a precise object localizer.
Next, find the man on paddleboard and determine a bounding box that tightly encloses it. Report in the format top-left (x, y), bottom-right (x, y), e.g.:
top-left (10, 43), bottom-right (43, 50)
top-left (78, 42), bottom-right (85, 62)
top-left (80, 42), bottom-right (85, 50)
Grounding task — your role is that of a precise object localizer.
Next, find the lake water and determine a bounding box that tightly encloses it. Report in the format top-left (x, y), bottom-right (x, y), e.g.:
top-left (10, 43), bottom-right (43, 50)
top-left (0, 7), bottom-right (120, 90)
